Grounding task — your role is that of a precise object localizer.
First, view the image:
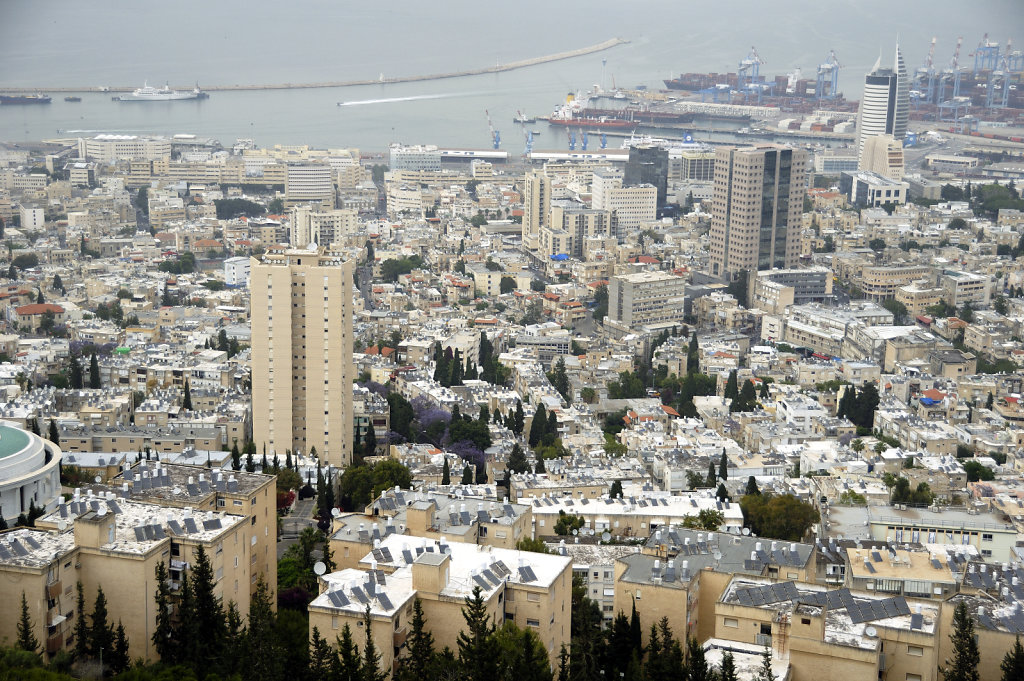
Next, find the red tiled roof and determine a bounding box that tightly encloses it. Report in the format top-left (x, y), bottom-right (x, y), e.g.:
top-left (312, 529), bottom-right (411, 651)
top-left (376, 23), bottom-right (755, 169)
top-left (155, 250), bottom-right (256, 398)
top-left (15, 303), bottom-right (63, 315)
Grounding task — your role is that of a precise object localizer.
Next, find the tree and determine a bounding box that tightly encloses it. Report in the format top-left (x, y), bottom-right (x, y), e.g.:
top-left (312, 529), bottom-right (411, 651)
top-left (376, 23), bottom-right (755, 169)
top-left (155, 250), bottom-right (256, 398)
top-left (1001, 635), bottom-right (1024, 681)
top-left (882, 298), bottom-right (909, 324)
top-left (719, 651), bottom-right (739, 681)
top-left (189, 545), bottom-right (226, 672)
top-left (336, 623), bottom-right (362, 681)
top-left (609, 480), bottom-right (623, 499)
top-left (52, 273), bottom-right (64, 294)
top-left (687, 332), bottom-right (700, 373)
top-left (528, 404), bottom-right (547, 448)
top-left (86, 352), bottom-right (100, 389)
top-left (682, 508), bottom-right (725, 530)
top-left (500, 276), bottom-right (516, 294)
top-left (47, 419), bottom-right (58, 445)
top-left (718, 452), bottom-right (728, 481)
top-left (16, 592), bottom-right (38, 653)
top-left (363, 425), bottom-right (377, 459)
top-left (89, 587), bottom-right (115, 662)
top-left (507, 443), bottom-right (529, 474)
top-left (69, 356), bottom-right (83, 390)
top-left (230, 441), bottom-right (241, 471)
top-left (182, 379), bottom-right (193, 410)
top-left (441, 458), bottom-right (451, 485)
top-left (461, 464), bottom-right (473, 485)
top-left (942, 601), bottom-right (980, 681)
top-left (741, 493), bottom-right (818, 541)
top-left (74, 582), bottom-right (89, 661)
top-left (512, 400), bottom-right (524, 436)
top-left (458, 586), bottom-right (498, 681)
top-left (548, 357), bottom-right (571, 403)
top-left (687, 636), bottom-right (713, 681)
top-left (396, 599), bottom-right (435, 681)
top-left (724, 370), bottom-right (738, 402)
top-left (593, 283), bottom-right (609, 321)
top-left (755, 646), bottom-right (775, 681)
top-left (36, 289), bottom-right (44, 304)
top-left (868, 238), bottom-right (887, 252)
top-left (245, 578), bottom-right (284, 681)
top-left (152, 562), bottom-right (175, 662)
top-left (361, 606), bottom-right (387, 681)
top-left (111, 622), bottom-right (130, 674)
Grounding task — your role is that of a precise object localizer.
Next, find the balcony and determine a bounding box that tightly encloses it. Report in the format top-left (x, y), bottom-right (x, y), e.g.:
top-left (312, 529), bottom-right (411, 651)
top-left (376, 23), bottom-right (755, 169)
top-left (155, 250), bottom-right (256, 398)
top-left (393, 627), bottom-right (408, 648)
top-left (755, 634), bottom-right (772, 648)
top-left (46, 633), bottom-right (64, 655)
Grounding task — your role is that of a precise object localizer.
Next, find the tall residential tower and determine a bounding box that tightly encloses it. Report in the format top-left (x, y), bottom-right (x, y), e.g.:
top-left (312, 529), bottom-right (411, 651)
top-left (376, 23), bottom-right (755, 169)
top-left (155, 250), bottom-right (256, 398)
top-left (251, 247), bottom-right (354, 467)
top-left (708, 144), bottom-right (808, 280)
top-left (857, 46), bottom-right (910, 166)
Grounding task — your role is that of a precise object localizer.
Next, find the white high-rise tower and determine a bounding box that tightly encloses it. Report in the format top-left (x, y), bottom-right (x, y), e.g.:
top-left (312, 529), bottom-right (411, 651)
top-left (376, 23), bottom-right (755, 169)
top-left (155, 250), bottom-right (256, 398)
top-left (856, 45), bottom-right (910, 167)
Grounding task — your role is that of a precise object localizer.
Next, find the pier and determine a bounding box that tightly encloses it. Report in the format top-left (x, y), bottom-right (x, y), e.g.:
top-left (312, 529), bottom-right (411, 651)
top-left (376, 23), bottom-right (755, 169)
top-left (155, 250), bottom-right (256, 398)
top-left (0, 38), bottom-right (628, 94)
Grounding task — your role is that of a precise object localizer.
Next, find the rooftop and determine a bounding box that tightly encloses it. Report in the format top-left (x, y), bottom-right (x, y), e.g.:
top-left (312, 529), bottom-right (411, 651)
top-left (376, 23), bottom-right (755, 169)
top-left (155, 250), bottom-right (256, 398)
top-left (0, 425), bottom-right (30, 459)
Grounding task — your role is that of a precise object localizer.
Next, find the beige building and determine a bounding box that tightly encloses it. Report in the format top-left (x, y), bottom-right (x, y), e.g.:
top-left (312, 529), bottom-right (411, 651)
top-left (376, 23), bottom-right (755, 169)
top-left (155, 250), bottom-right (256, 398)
top-left (607, 271), bottom-right (688, 329)
top-left (3, 497), bottom-right (251, 663)
top-left (860, 134), bottom-right (905, 180)
top-left (521, 170), bottom-right (551, 252)
top-left (708, 144), bottom-right (809, 279)
top-left (285, 163), bottom-right (335, 208)
top-left (309, 534), bottom-right (572, 672)
top-left (251, 247), bottom-right (355, 466)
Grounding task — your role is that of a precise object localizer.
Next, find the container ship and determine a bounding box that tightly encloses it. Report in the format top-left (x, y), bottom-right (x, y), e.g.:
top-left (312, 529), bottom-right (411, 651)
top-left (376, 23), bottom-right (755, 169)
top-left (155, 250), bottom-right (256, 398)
top-left (115, 82), bottom-right (208, 102)
top-left (0, 93), bottom-right (51, 105)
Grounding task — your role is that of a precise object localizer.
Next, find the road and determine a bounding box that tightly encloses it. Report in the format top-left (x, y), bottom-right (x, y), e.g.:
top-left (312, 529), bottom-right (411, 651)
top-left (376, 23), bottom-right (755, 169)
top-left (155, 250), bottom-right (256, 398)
top-left (277, 496), bottom-right (318, 560)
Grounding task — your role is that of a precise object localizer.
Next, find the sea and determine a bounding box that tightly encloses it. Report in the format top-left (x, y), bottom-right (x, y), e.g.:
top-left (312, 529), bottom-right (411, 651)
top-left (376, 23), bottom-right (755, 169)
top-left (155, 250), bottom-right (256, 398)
top-left (0, 0), bottom-right (1020, 153)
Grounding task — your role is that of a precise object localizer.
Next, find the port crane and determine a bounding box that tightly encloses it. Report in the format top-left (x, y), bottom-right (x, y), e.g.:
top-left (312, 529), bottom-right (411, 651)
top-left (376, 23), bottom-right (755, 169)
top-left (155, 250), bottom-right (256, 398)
top-left (985, 41), bottom-right (1012, 109)
top-left (815, 50), bottom-right (841, 101)
top-left (484, 109), bottom-right (500, 149)
top-left (970, 33), bottom-right (1001, 75)
top-left (911, 38), bottom-right (937, 107)
top-left (936, 37), bottom-right (965, 105)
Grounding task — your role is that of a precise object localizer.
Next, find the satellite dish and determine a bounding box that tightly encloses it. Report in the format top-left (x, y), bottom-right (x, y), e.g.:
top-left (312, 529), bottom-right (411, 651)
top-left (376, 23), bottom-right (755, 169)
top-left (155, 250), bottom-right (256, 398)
top-left (331, 508), bottom-right (341, 518)
top-left (742, 528), bottom-right (750, 535)
top-left (572, 529), bottom-right (578, 536)
top-left (57, 520), bottom-right (67, 532)
top-left (864, 626), bottom-right (877, 638)
top-left (313, 561), bottom-right (327, 576)
top-left (713, 550), bottom-right (723, 561)
top-left (94, 475), bottom-right (102, 483)
top-left (601, 532), bottom-right (612, 542)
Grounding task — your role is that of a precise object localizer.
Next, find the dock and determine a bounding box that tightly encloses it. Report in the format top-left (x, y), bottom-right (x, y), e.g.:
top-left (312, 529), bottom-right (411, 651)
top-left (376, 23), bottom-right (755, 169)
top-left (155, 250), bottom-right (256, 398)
top-left (0, 38), bottom-right (628, 94)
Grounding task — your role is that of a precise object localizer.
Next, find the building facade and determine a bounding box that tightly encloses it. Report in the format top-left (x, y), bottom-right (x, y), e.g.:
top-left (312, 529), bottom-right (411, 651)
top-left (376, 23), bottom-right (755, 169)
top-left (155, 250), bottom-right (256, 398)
top-left (857, 46), bottom-right (910, 165)
top-left (250, 247), bottom-right (354, 465)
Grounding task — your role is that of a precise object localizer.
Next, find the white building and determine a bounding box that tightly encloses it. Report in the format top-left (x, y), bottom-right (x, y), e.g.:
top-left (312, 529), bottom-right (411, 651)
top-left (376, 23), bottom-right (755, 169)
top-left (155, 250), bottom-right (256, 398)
top-left (223, 256), bottom-right (250, 287)
top-left (591, 167), bottom-right (657, 235)
top-left (0, 421), bottom-right (62, 521)
top-left (856, 46), bottom-right (910, 165)
top-left (19, 206), bottom-right (43, 230)
top-left (389, 144), bottom-right (442, 172)
top-left (285, 163), bottom-right (334, 207)
top-left (77, 134), bottom-right (171, 163)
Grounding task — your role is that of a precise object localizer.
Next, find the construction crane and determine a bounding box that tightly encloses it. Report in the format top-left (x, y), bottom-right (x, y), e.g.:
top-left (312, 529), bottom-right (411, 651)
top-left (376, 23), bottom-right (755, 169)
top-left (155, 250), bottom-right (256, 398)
top-left (970, 33), bottom-right (1001, 74)
top-left (815, 50), bottom-right (841, 101)
top-left (483, 109), bottom-right (500, 150)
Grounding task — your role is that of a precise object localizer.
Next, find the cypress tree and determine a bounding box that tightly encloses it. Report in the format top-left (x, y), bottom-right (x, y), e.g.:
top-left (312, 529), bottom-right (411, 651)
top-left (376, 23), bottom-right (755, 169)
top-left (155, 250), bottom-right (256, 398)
top-left (335, 623), bottom-right (361, 681)
top-left (507, 443), bottom-right (528, 474)
top-left (111, 622), bottom-right (130, 674)
top-left (231, 441), bottom-right (241, 471)
top-left (441, 458), bottom-right (450, 485)
top-left (69, 356), bottom-right (83, 389)
top-left (528, 404), bottom-right (547, 448)
top-left (286, 449), bottom-right (293, 469)
top-left (718, 452), bottom-right (728, 480)
top-left (310, 627), bottom-right (336, 680)
top-left (89, 586), bottom-right (115, 661)
top-left (687, 332), bottom-right (699, 373)
top-left (687, 636), bottom-right (712, 681)
top-left (361, 606), bottom-right (387, 681)
top-left (461, 464), bottom-right (473, 485)
top-left (942, 601), bottom-right (980, 681)
top-left (182, 379), bottom-right (193, 410)
top-left (29, 418), bottom-right (40, 436)
top-left (152, 562), bottom-right (175, 662)
top-left (16, 592), bottom-right (38, 653)
top-left (74, 581), bottom-right (89, 661)
top-left (716, 483), bottom-right (729, 501)
top-left (756, 646), bottom-right (775, 681)
top-left (397, 599), bottom-right (434, 681)
top-left (746, 476), bottom-right (761, 496)
top-left (245, 450), bottom-right (256, 473)
top-left (245, 579), bottom-right (283, 681)
top-left (724, 370), bottom-right (738, 401)
top-left (720, 652), bottom-right (739, 681)
top-left (190, 545), bottom-right (226, 672)
top-left (364, 425), bottom-right (377, 459)
top-left (706, 460), bottom-right (716, 486)
top-left (1001, 635), bottom-right (1024, 681)
top-left (457, 586), bottom-right (498, 681)
top-left (89, 353), bottom-right (100, 389)
top-left (48, 419), bottom-right (59, 445)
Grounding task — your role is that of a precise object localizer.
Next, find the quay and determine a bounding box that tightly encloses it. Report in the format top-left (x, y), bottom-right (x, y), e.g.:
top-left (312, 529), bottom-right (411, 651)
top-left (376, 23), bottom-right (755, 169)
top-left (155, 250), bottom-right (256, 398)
top-left (0, 38), bottom-right (628, 94)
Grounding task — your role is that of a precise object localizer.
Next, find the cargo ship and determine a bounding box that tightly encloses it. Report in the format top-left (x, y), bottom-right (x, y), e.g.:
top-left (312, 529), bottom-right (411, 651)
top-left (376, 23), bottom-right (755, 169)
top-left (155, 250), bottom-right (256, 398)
top-left (64, 96), bottom-right (82, 102)
top-left (0, 93), bottom-right (51, 105)
top-left (115, 82), bottom-right (208, 102)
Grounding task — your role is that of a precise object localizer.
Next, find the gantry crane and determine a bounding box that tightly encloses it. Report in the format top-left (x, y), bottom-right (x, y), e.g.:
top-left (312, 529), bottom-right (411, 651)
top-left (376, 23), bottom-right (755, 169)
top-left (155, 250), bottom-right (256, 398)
top-left (484, 110), bottom-right (500, 150)
top-left (816, 50), bottom-right (841, 101)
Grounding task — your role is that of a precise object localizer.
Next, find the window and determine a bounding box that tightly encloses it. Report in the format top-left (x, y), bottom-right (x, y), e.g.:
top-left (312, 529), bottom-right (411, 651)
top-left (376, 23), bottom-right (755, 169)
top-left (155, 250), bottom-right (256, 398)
top-left (908, 645), bottom-right (923, 656)
top-left (801, 618), bottom-right (811, 625)
top-left (527, 592), bottom-right (540, 603)
top-left (526, 619), bottom-right (540, 627)
top-left (724, 618), bottom-right (739, 628)
top-left (907, 675), bottom-right (922, 681)
top-left (982, 533), bottom-right (993, 542)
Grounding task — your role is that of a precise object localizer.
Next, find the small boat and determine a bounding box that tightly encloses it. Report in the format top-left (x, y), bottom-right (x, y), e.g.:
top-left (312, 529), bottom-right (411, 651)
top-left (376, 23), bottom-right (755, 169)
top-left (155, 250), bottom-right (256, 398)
top-left (64, 96), bottom-right (82, 102)
top-left (531, 129), bottom-right (541, 135)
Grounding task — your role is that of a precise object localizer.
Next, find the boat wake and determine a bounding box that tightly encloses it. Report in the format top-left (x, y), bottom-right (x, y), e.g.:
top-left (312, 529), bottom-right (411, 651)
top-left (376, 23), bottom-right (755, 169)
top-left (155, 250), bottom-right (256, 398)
top-left (338, 92), bottom-right (472, 107)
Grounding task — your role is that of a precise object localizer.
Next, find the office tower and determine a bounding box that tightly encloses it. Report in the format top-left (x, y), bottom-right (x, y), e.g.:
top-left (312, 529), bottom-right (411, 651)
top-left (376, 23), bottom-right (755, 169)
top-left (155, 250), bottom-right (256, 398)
top-left (251, 247), bottom-right (354, 467)
top-left (591, 166), bottom-right (657, 236)
top-left (857, 46), bottom-right (910, 166)
top-left (708, 144), bottom-right (809, 279)
top-left (284, 162), bottom-right (335, 208)
top-left (623, 144), bottom-right (669, 207)
top-left (607, 271), bottom-right (688, 328)
top-left (522, 169), bottom-right (551, 251)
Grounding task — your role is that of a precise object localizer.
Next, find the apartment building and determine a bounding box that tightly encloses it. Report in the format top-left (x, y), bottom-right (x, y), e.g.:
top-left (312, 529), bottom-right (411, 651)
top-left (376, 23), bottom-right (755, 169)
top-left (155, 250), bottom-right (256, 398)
top-left (591, 167), bottom-right (657, 234)
top-left (309, 534), bottom-right (572, 671)
top-left (607, 271), bottom-right (687, 329)
top-left (284, 163), bottom-right (335, 208)
top-left (250, 247), bottom-right (355, 466)
top-left (4, 497), bottom-right (251, 662)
